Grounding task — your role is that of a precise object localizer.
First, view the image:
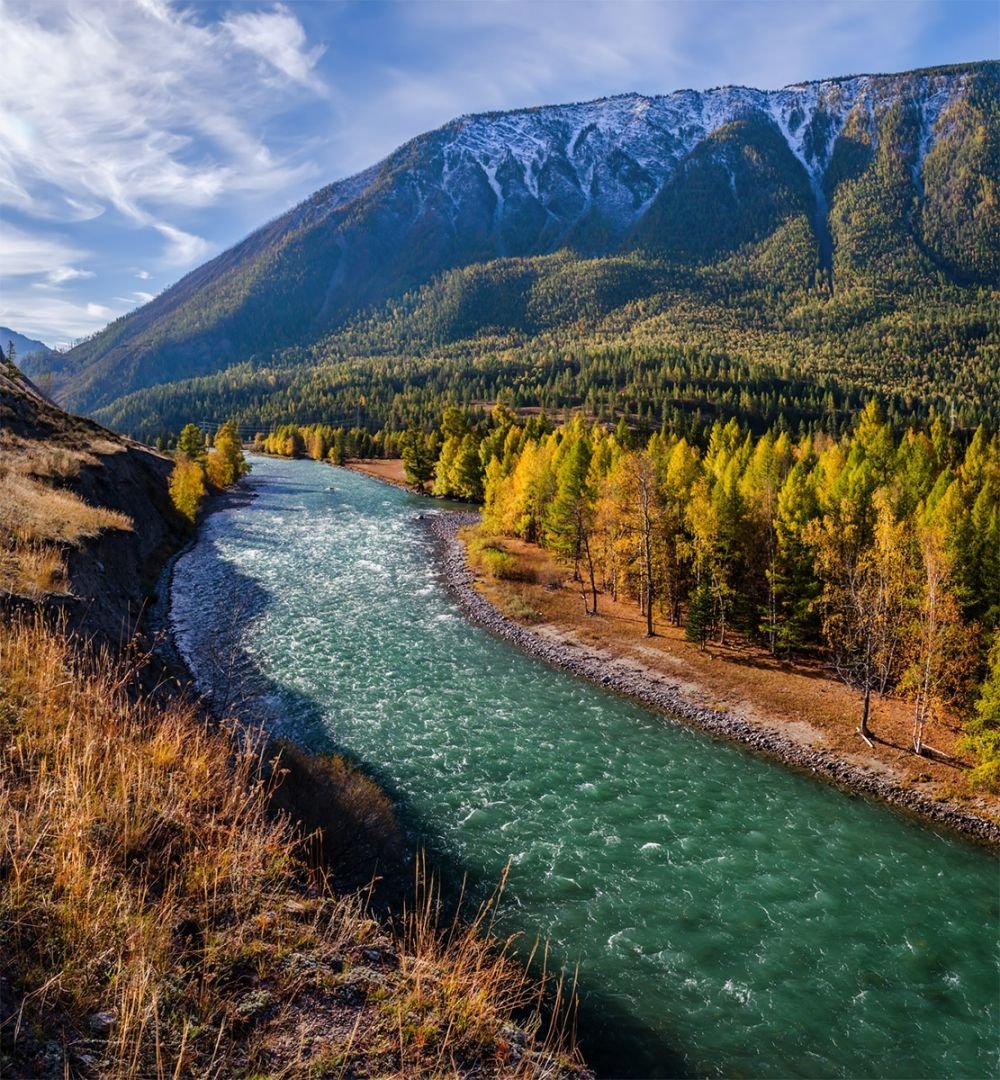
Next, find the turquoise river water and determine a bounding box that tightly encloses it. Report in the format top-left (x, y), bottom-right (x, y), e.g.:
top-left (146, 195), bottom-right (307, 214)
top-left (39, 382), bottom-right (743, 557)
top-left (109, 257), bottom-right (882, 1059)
top-left (171, 456), bottom-right (998, 1078)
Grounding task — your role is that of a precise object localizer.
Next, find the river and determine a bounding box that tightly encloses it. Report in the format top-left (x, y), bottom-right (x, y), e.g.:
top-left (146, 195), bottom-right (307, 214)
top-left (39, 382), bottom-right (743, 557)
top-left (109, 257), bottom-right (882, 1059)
top-left (171, 456), bottom-right (997, 1079)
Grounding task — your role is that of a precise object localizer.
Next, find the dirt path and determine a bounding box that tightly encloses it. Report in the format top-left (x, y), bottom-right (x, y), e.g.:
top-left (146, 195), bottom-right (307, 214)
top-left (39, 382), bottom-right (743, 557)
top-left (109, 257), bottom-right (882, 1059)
top-left (343, 458), bottom-right (427, 494)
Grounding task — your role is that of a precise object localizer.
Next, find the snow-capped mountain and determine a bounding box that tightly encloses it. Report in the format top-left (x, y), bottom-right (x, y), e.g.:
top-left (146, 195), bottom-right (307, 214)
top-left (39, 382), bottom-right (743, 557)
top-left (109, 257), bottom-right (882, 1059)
top-left (50, 61), bottom-right (997, 416)
top-left (290, 67), bottom-right (963, 255)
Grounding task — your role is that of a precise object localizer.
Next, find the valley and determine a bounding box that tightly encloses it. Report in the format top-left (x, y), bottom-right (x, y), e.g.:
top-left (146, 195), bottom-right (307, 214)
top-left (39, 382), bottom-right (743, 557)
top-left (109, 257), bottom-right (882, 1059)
top-left (2, 43), bottom-right (998, 1079)
top-left (170, 455), bottom-right (999, 1079)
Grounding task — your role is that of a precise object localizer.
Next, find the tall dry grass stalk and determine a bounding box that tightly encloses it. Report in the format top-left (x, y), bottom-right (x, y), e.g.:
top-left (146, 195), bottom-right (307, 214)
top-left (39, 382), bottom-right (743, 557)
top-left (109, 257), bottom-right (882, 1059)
top-left (0, 617), bottom-right (586, 1078)
top-left (391, 854), bottom-right (581, 1077)
top-left (0, 473), bottom-right (132, 547)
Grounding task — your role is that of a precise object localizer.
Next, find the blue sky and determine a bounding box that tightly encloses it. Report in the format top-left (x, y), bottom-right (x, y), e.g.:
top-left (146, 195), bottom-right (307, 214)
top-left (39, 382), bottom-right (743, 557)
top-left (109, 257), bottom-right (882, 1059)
top-left (1, 0), bottom-right (996, 347)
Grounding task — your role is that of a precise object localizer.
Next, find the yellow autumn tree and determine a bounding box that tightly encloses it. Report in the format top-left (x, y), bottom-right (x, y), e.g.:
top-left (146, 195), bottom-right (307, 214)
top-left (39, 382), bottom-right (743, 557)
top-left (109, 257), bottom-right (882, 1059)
top-left (206, 420), bottom-right (248, 489)
top-left (169, 456), bottom-right (207, 524)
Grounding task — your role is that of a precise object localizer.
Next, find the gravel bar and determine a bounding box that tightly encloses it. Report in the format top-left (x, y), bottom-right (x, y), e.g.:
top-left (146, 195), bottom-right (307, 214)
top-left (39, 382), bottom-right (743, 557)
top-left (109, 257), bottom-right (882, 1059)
top-left (426, 511), bottom-right (1000, 850)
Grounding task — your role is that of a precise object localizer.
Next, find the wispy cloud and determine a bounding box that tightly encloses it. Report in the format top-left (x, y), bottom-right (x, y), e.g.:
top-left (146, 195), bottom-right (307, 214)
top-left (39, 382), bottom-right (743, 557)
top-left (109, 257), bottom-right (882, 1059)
top-left (155, 224), bottom-right (212, 268)
top-left (319, 0), bottom-right (973, 177)
top-left (224, 3), bottom-right (328, 91)
top-left (2, 0), bottom-right (990, 346)
top-left (0, 286), bottom-right (127, 343)
top-left (0, 224), bottom-right (90, 278)
top-left (0, 0), bottom-right (326, 264)
top-left (47, 267), bottom-right (95, 284)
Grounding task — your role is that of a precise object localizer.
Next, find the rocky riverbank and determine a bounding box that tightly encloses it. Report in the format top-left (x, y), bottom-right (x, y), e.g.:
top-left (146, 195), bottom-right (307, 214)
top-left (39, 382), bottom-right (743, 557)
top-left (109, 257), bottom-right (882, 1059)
top-left (427, 511), bottom-right (1000, 850)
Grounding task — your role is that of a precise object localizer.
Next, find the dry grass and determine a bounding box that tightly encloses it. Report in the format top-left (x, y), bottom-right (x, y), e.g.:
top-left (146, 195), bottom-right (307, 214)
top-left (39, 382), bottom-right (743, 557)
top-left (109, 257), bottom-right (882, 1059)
top-left (0, 543), bottom-right (68, 596)
top-left (391, 857), bottom-right (580, 1077)
top-left (0, 616), bottom-right (586, 1078)
top-left (0, 472), bottom-right (132, 546)
top-left (0, 454), bottom-right (132, 598)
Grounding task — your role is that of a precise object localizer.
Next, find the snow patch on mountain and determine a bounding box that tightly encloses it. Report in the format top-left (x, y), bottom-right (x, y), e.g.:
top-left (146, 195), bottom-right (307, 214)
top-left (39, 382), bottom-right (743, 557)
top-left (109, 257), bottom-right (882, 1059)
top-left (243, 69), bottom-right (975, 263)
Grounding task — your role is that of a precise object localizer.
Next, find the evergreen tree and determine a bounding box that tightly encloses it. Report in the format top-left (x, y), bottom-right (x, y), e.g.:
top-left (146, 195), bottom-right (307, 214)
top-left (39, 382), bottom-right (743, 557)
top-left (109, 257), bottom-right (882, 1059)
top-left (177, 423), bottom-right (205, 458)
top-left (962, 634), bottom-right (1000, 790)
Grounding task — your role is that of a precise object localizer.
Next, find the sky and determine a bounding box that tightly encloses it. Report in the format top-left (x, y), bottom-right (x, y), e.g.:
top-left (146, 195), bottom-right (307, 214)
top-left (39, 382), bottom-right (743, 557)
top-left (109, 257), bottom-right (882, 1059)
top-left (0, 0), bottom-right (996, 348)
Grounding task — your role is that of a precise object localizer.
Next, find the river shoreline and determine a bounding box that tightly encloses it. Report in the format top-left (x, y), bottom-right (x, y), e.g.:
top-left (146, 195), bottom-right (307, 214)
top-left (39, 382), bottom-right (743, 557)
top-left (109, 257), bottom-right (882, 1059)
top-left (148, 478), bottom-right (260, 689)
top-left (426, 510), bottom-right (1000, 850)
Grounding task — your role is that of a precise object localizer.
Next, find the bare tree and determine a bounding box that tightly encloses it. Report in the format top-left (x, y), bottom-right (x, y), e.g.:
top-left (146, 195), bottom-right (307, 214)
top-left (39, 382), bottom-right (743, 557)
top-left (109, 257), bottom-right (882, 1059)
top-left (905, 527), bottom-right (974, 755)
top-left (815, 501), bottom-right (912, 746)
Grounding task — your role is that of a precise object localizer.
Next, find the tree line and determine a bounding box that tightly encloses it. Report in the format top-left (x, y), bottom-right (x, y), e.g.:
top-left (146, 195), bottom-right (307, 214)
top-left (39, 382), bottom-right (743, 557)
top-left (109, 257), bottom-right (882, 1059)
top-left (174, 404), bottom-right (1000, 786)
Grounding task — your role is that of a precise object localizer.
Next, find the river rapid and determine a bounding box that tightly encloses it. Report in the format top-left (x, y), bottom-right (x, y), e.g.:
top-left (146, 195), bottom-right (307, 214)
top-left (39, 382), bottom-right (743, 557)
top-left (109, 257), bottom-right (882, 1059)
top-left (171, 456), bottom-right (997, 1079)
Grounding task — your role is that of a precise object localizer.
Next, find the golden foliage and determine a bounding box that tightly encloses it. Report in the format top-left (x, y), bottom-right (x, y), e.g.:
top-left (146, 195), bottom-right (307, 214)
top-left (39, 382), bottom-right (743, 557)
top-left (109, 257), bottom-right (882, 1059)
top-left (168, 455), bottom-right (207, 523)
top-left (0, 472), bottom-right (132, 546)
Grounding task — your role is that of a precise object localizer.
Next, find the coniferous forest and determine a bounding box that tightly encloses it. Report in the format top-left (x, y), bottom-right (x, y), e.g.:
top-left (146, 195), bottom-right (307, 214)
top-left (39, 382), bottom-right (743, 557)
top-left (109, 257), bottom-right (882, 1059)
top-left (5, 13), bottom-right (1000, 1077)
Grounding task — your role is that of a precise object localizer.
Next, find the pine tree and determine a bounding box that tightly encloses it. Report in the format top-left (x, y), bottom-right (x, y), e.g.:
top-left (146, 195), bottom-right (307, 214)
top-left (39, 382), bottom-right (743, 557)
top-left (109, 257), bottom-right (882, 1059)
top-left (177, 423), bottom-right (205, 458)
top-left (401, 429), bottom-right (436, 490)
top-left (962, 633), bottom-right (1000, 791)
top-left (545, 435), bottom-right (598, 611)
top-left (685, 578), bottom-right (715, 648)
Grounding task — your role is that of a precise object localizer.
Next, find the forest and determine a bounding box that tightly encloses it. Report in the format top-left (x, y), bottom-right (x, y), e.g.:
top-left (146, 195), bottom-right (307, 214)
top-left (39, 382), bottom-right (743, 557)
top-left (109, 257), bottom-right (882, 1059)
top-left (95, 264), bottom-right (1000, 446)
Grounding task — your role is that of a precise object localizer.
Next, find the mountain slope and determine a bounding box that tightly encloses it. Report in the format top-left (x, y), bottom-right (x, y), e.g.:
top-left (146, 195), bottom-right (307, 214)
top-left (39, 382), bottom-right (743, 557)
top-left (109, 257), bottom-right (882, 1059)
top-left (1, 326), bottom-right (55, 362)
top-left (55, 61), bottom-right (998, 419)
top-left (0, 360), bottom-right (185, 643)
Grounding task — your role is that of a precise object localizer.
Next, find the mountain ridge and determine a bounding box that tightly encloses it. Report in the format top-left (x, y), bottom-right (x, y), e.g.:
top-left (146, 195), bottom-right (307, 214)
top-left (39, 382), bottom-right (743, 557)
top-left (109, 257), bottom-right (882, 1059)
top-left (36, 60), bottom-right (999, 424)
top-left (1, 326), bottom-right (54, 362)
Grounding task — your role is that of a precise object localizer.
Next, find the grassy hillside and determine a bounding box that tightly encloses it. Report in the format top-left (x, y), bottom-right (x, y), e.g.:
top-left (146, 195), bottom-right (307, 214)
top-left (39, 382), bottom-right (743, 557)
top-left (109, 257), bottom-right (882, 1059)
top-left (0, 362), bottom-right (185, 642)
top-left (0, 616), bottom-right (585, 1078)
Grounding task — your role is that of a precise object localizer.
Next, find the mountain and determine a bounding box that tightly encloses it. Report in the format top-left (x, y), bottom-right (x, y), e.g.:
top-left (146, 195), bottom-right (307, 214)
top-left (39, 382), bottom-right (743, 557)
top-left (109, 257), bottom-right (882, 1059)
top-left (2, 326), bottom-right (55, 364)
top-left (50, 61), bottom-right (999, 428)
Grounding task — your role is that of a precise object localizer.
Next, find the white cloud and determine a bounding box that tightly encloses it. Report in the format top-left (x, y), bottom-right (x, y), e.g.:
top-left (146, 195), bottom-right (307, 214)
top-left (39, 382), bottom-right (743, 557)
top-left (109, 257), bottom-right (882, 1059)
top-left (0, 224), bottom-right (90, 277)
top-left (47, 266), bottom-right (95, 284)
top-left (0, 0), bottom-right (326, 265)
top-left (321, 0), bottom-right (950, 178)
top-left (112, 290), bottom-right (156, 304)
top-left (155, 224), bottom-right (211, 267)
top-left (0, 287), bottom-right (126, 342)
top-left (224, 3), bottom-right (327, 90)
top-left (136, 270), bottom-right (151, 280)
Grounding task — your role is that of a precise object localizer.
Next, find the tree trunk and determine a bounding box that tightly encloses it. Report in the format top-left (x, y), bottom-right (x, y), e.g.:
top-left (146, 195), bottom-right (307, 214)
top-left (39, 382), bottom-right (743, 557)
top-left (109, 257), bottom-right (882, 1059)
top-left (912, 702), bottom-right (926, 756)
top-left (643, 529), bottom-right (654, 638)
top-left (583, 534), bottom-right (598, 616)
top-left (716, 580), bottom-right (726, 647)
top-left (859, 686), bottom-right (875, 747)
